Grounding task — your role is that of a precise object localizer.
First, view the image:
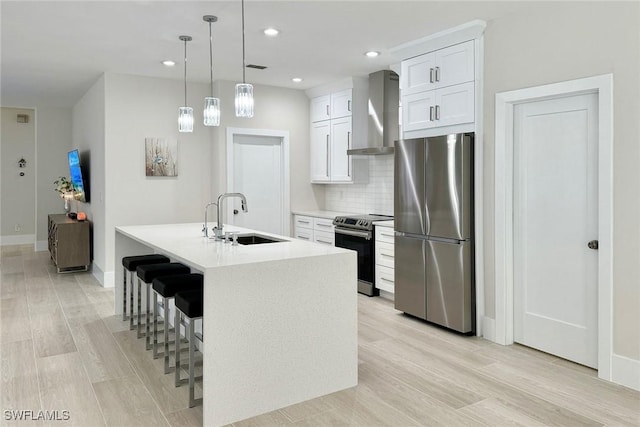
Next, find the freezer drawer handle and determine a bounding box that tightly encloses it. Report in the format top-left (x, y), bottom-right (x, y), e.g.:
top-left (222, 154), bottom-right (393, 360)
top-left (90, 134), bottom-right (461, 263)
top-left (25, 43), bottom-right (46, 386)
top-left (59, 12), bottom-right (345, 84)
top-left (588, 240), bottom-right (599, 250)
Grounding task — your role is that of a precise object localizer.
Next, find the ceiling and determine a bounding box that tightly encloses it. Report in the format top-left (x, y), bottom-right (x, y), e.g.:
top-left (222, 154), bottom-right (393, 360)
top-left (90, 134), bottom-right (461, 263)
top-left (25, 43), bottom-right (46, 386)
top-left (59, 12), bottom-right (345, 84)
top-left (1, 1), bottom-right (535, 107)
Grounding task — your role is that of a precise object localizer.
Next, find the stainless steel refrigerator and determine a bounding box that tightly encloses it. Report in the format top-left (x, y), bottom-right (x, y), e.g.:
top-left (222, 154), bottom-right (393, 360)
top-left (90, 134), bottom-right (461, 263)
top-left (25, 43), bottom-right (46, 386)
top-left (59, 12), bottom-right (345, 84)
top-left (394, 133), bottom-right (475, 334)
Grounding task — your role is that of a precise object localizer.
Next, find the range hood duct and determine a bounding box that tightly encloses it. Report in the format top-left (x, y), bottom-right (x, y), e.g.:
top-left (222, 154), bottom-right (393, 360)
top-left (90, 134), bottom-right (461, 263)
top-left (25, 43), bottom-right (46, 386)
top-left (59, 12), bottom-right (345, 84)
top-left (347, 69), bottom-right (399, 156)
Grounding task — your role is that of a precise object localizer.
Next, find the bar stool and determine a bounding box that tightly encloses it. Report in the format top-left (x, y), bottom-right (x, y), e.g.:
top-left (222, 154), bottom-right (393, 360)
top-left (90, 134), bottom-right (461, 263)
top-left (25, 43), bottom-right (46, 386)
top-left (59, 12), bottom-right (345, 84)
top-left (136, 263), bottom-right (190, 350)
top-left (174, 288), bottom-right (203, 408)
top-left (151, 273), bottom-right (203, 373)
top-left (122, 255), bottom-right (170, 326)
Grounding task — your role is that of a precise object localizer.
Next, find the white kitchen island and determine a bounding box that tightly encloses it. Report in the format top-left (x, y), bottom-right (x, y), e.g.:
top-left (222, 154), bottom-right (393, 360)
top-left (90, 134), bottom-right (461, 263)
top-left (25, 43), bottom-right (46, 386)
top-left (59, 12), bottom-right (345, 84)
top-left (114, 223), bottom-right (358, 426)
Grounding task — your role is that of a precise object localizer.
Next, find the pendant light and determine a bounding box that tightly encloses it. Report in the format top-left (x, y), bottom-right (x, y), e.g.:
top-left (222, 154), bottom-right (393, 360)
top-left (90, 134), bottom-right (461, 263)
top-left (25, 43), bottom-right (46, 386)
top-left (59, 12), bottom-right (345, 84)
top-left (235, 0), bottom-right (254, 118)
top-left (203, 15), bottom-right (220, 126)
top-left (178, 35), bottom-right (194, 133)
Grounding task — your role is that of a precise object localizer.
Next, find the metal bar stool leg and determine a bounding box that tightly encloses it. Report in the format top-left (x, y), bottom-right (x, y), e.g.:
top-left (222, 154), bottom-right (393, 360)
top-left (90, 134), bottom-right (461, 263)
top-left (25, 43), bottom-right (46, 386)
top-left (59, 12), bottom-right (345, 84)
top-left (175, 308), bottom-right (182, 387)
top-left (145, 282), bottom-right (152, 350)
top-left (122, 268), bottom-right (128, 321)
top-left (129, 271), bottom-right (136, 330)
top-left (137, 277), bottom-right (144, 339)
top-left (152, 291), bottom-right (159, 358)
top-left (188, 318), bottom-right (197, 407)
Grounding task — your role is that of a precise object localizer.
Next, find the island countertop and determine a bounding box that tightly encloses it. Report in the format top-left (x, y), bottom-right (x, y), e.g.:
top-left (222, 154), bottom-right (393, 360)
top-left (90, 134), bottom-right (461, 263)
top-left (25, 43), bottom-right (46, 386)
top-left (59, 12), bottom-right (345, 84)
top-left (114, 222), bottom-right (358, 426)
top-left (116, 222), bottom-right (352, 271)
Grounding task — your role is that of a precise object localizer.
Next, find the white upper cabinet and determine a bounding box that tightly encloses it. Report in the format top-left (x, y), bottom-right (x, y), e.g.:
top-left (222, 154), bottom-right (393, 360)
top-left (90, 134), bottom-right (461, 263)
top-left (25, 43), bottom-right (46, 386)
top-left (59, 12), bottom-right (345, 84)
top-left (330, 89), bottom-right (353, 119)
top-left (330, 117), bottom-right (353, 182)
top-left (402, 40), bottom-right (474, 96)
top-left (310, 121), bottom-right (331, 182)
top-left (310, 95), bottom-right (331, 122)
top-left (433, 41), bottom-right (474, 88)
top-left (308, 83), bottom-right (367, 184)
top-left (400, 40), bottom-right (475, 134)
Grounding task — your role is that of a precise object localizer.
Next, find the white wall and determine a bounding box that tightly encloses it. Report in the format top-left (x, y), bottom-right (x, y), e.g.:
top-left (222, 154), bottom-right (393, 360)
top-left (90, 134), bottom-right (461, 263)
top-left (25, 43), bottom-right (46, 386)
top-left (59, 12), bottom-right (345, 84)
top-left (482, 2), bottom-right (640, 360)
top-left (324, 156), bottom-right (393, 215)
top-left (101, 73), bottom-right (212, 283)
top-left (35, 107), bottom-right (72, 249)
top-left (72, 76), bottom-right (105, 279)
top-left (211, 80), bottom-right (325, 212)
top-left (0, 107), bottom-right (35, 243)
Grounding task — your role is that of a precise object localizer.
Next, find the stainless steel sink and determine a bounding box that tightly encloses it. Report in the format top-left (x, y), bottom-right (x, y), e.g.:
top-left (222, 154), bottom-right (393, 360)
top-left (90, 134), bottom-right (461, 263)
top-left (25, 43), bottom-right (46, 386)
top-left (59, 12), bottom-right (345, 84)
top-left (236, 234), bottom-right (285, 245)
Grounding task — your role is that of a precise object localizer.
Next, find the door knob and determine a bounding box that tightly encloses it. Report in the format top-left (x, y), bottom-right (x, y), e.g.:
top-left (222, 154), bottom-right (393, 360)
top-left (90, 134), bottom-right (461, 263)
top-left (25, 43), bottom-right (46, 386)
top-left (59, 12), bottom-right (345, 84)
top-left (233, 209), bottom-right (239, 215)
top-left (587, 240), bottom-right (599, 250)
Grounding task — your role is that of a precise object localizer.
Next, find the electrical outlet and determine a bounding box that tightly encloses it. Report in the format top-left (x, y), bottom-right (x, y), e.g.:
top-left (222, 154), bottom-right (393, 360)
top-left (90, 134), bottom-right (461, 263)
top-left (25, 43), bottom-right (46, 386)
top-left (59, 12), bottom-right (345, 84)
top-left (14, 224), bottom-right (21, 232)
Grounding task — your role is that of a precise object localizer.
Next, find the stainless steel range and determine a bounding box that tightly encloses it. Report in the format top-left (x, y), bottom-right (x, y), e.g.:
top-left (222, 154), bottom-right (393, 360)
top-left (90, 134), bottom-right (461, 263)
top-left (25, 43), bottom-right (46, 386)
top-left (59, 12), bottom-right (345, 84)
top-left (333, 214), bottom-right (393, 296)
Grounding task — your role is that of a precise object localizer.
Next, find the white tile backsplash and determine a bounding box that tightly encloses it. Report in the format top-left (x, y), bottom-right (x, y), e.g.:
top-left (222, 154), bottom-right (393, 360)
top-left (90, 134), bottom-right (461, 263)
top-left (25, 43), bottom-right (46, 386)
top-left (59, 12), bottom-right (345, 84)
top-left (324, 156), bottom-right (394, 215)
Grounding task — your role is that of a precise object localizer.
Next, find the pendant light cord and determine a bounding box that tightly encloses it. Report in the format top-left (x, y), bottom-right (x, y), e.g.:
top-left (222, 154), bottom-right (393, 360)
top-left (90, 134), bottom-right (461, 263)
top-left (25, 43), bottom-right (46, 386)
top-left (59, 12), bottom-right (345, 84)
top-left (209, 21), bottom-right (214, 97)
top-left (241, 0), bottom-right (246, 84)
top-left (183, 38), bottom-right (188, 106)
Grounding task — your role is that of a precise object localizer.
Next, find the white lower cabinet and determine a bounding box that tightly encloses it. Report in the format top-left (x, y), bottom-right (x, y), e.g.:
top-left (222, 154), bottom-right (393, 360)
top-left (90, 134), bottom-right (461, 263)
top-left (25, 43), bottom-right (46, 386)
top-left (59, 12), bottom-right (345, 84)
top-left (293, 215), bottom-right (335, 246)
top-left (375, 226), bottom-right (395, 294)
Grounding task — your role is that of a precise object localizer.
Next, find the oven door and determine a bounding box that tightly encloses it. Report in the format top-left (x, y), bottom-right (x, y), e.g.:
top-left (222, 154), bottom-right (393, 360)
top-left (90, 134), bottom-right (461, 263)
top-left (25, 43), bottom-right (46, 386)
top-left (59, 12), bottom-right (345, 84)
top-left (334, 228), bottom-right (377, 296)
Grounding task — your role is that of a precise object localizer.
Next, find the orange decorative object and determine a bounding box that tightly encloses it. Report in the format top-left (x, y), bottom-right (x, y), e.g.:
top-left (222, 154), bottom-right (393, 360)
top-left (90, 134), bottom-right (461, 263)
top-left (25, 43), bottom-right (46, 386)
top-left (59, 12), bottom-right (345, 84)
top-left (77, 212), bottom-right (87, 221)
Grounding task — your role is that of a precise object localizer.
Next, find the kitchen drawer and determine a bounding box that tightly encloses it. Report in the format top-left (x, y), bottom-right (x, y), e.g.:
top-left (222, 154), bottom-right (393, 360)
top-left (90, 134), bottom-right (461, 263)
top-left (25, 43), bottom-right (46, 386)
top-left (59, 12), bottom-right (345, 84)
top-left (375, 242), bottom-right (395, 269)
top-left (313, 230), bottom-right (335, 246)
top-left (375, 226), bottom-right (395, 244)
top-left (375, 264), bottom-right (395, 293)
top-left (294, 228), bottom-right (313, 241)
top-left (313, 217), bottom-right (335, 232)
top-left (294, 215), bottom-right (314, 230)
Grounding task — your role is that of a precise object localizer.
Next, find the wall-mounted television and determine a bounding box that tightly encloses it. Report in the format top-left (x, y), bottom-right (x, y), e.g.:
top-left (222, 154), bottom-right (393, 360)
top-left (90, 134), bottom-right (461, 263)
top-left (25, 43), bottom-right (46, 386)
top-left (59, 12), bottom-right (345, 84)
top-left (68, 149), bottom-right (88, 203)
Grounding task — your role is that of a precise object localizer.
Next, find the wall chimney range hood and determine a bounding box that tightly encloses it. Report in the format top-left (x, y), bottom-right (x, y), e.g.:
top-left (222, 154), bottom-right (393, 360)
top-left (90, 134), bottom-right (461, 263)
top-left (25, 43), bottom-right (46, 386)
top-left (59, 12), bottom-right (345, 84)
top-left (347, 70), bottom-right (399, 156)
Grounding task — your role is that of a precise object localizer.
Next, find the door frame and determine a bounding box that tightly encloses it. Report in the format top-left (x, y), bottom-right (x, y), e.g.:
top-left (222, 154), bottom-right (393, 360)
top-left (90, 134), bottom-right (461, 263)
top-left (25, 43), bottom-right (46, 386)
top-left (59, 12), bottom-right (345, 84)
top-left (493, 74), bottom-right (613, 380)
top-left (226, 127), bottom-right (291, 236)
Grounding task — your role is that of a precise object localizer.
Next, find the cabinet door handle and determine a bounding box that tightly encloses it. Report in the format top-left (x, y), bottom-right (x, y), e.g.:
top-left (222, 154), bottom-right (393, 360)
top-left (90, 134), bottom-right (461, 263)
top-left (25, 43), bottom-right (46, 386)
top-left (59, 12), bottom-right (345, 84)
top-left (326, 105), bottom-right (330, 116)
top-left (381, 232), bottom-right (394, 238)
top-left (429, 68), bottom-right (434, 83)
top-left (298, 236), bottom-right (310, 240)
top-left (316, 239), bottom-right (333, 245)
top-left (347, 100), bottom-right (351, 112)
top-left (298, 220), bottom-right (310, 224)
top-left (435, 105), bottom-right (440, 120)
top-left (429, 106), bottom-right (434, 121)
top-left (326, 135), bottom-right (330, 177)
top-left (435, 66), bottom-right (440, 82)
top-left (381, 252), bottom-right (394, 258)
top-left (347, 131), bottom-right (351, 176)
top-left (380, 277), bottom-right (394, 283)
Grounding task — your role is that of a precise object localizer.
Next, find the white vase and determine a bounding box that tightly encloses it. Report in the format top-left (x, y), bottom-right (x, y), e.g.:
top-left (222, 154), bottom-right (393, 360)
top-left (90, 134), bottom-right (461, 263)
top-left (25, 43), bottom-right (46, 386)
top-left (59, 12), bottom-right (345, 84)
top-left (64, 197), bottom-right (70, 214)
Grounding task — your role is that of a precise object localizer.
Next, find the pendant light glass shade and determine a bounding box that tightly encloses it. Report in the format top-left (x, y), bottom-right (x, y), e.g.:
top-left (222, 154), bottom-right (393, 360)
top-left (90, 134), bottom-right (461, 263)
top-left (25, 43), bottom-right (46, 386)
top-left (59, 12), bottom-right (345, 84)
top-left (203, 97), bottom-right (220, 126)
top-left (178, 35), bottom-right (193, 133)
top-left (235, 0), bottom-right (254, 118)
top-left (203, 15), bottom-right (221, 126)
top-left (178, 106), bottom-right (194, 132)
top-left (235, 83), bottom-right (254, 118)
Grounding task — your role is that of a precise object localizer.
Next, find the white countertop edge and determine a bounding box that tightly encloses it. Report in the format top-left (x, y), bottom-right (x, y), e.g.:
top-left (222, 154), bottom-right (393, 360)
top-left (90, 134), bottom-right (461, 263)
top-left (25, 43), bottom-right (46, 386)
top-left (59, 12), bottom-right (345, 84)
top-left (115, 222), bottom-right (353, 270)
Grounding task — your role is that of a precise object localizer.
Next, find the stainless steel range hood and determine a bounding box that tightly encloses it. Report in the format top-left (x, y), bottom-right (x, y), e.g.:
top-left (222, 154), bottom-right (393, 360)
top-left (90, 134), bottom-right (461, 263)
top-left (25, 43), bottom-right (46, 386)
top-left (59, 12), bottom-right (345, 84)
top-left (347, 70), bottom-right (399, 156)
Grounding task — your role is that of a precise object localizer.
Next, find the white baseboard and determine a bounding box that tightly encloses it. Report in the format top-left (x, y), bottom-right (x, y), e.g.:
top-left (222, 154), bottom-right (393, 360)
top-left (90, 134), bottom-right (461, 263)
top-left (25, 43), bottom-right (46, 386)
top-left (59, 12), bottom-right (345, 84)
top-left (482, 316), bottom-right (496, 342)
top-left (0, 234), bottom-right (35, 246)
top-left (611, 353), bottom-right (640, 391)
top-left (91, 263), bottom-right (115, 288)
top-left (35, 240), bottom-right (48, 252)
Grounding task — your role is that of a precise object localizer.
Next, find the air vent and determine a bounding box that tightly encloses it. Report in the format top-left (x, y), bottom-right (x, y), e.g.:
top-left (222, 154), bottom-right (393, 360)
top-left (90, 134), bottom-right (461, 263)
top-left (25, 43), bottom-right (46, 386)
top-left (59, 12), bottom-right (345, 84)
top-left (246, 64), bottom-right (267, 70)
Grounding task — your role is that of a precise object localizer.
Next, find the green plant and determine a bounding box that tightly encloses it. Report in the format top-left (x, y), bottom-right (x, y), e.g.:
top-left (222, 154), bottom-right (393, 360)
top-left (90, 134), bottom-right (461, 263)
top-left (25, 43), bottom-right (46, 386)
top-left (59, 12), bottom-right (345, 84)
top-left (54, 176), bottom-right (73, 197)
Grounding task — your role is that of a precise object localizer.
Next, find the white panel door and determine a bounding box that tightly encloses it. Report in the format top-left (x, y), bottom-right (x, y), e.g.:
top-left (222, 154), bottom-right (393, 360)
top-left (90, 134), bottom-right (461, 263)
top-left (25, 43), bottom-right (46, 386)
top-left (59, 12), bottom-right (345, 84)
top-left (513, 93), bottom-right (598, 368)
top-left (403, 90), bottom-right (436, 132)
top-left (232, 135), bottom-right (283, 235)
top-left (401, 53), bottom-right (436, 95)
top-left (310, 121), bottom-right (330, 182)
top-left (330, 117), bottom-right (352, 182)
top-left (434, 82), bottom-right (474, 127)
top-left (434, 40), bottom-right (474, 88)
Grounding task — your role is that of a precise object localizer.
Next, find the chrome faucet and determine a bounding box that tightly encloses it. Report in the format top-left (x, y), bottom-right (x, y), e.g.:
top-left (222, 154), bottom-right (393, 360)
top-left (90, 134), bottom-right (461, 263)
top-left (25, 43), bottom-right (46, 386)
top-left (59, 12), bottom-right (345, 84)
top-left (203, 201), bottom-right (218, 238)
top-left (212, 193), bottom-right (248, 240)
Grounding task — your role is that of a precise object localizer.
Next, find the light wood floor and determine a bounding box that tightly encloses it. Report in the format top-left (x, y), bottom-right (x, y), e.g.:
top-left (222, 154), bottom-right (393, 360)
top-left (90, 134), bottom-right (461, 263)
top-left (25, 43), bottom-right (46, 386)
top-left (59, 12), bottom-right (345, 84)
top-left (1, 245), bottom-right (638, 427)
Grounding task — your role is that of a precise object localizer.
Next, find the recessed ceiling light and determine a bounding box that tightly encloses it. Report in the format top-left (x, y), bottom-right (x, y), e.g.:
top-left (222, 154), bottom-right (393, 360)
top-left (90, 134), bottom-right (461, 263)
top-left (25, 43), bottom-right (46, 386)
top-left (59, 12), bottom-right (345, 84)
top-left (162, 60), bottom-right (176, 66)
top-left (292, 78), bottom-right (303, 83)
top-left (264, 28), bottom-right (280, 36)
top-left (365, 51), bottom-right (380, 58)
